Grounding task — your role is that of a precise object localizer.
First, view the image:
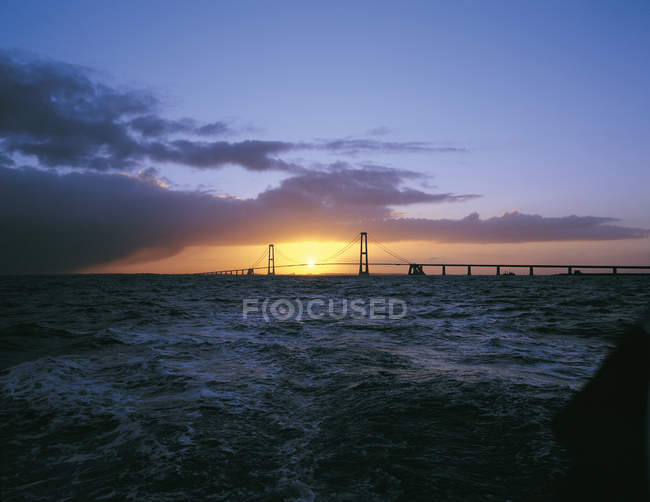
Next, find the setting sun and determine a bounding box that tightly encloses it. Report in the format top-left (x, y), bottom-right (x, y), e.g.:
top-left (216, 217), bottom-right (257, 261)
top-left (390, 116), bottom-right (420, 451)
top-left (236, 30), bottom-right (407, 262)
top-left (307, 259), bottom-right (315, 268)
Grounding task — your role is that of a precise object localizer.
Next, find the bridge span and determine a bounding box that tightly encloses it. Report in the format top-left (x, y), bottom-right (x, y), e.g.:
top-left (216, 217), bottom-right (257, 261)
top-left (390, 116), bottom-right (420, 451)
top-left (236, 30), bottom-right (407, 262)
top-left (201, 232), bottom-right (650, 276)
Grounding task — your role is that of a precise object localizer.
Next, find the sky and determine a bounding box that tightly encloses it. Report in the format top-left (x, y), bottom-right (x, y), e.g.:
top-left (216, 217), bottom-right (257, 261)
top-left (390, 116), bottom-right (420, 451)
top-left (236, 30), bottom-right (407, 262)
top-left (0, 0), bottom-right (649, 274)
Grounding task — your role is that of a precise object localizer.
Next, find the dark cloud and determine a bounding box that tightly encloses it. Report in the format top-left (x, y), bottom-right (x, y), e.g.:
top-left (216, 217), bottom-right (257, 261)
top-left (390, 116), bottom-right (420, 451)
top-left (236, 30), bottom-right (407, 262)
top-left (0, 52), bottom-right (152, 169)
top-left (258, 164), bottom-right (479, 208)
top-left (317, 139), bottom-right (467, 155)
top-left (196, 122), bottom-right (231, 136)
top-left (0, 53), bottom-right (466, 172)
top-left (369, 211), bottom-right (650, 243)
top-left (0, 53), bottom-right (284, 171)
top-left (1, 166), bottom-right (646, 273)
top-left (129, 115), bottom-right (230, 138)
top-left (129, 115), bottom-right (194, 137)
top-left (145, 139), bottom-right (303, 171)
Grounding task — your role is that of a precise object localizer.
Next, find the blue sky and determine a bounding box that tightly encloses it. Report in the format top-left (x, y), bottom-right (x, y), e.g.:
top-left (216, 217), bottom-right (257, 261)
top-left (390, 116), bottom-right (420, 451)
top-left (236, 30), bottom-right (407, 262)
top-left (1, 0), bottom-right (649, 272)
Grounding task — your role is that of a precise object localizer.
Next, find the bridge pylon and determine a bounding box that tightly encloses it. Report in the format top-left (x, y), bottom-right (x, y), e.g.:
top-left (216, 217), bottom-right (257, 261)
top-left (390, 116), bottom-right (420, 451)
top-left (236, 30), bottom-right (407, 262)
top-left (358, 232), bottom-right (369, 275)
top-left (267, 244), bottom-right (275, 275)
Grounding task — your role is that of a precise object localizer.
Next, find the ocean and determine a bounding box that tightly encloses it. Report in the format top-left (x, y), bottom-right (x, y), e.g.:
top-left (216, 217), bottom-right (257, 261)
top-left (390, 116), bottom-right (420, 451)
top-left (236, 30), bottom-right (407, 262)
top-left (1, 274), bottom-right (648, 501)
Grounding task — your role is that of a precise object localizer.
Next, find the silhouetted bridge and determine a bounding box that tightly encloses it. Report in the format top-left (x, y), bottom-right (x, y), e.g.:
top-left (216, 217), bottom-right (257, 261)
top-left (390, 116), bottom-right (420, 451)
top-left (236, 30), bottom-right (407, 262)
top-left (201, 232), bottom-right (650, 276)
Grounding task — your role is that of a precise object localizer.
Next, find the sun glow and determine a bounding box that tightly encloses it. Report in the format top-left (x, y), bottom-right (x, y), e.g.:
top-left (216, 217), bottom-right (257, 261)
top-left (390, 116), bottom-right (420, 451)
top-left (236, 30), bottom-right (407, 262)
top-left (307, 259), bottom-right (315, 268)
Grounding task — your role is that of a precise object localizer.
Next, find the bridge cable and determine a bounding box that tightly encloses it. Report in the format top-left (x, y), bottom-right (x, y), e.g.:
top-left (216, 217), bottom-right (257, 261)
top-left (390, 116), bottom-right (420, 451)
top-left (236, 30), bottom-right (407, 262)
top-left (370, 235), bottom-right (411, 261)
top-left (320, 242), bottom-right (355, 263)
top-left (374, 242), bottom-right (410, 264)
top-left (370, 238), bottom-right (411, 264)
top-left (250, 247), bottom-right (268, 268)
top-left (318, 235), bottom-right (358, 264)
top-left (320, 234), bottom-right (361, 263)
top-left (275, 248), bottom-right (302, 265)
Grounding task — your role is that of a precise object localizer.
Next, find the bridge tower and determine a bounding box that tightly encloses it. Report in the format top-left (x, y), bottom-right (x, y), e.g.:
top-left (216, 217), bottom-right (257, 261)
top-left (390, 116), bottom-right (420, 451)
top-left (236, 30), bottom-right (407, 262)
top-left (358, 232), bottom-right (369, 276)
top-left (267, 244), bottom-right (275, 275)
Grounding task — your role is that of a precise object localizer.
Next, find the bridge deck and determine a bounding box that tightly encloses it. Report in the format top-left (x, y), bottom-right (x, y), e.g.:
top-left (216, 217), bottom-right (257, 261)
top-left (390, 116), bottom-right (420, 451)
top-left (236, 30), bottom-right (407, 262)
top-left (202, 262), bottom-right (650, 275)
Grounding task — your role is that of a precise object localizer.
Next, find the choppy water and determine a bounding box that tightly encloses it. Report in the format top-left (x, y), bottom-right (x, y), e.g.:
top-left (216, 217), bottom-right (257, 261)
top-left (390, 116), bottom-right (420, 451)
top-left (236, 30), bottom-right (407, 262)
top-left (1, 274), bottom-right (648, 501)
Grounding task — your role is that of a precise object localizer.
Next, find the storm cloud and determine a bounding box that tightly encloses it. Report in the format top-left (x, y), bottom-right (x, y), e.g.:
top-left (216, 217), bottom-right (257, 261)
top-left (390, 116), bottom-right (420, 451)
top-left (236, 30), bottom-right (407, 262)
top-left (0, 52), bottom-right (461, 173)
top-left (1, 166), bottom-right (646, 273)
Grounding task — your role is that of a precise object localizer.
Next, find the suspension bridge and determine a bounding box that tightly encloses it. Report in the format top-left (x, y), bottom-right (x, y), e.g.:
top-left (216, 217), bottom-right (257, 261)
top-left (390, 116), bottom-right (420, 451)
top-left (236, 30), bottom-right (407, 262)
top-left (201, 232), bottom-right (650, 276)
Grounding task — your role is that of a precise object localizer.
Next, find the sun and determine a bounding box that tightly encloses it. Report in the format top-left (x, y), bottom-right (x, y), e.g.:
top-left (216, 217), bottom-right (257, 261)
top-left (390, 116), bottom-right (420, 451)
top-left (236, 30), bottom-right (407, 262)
top-left (307, 259), bottom-right (315, 268)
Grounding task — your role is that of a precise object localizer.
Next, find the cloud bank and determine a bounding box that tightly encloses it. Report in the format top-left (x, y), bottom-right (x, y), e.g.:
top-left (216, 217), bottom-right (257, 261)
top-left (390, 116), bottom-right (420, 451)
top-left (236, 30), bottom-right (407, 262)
top-left (1, 166), bottom-right (646, 273)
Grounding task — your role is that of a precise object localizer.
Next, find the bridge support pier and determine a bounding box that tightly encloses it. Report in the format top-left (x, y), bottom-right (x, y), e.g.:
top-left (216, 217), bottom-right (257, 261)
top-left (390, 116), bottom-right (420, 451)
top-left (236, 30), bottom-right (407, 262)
top-left (467, 265), bottom-right (471, 276)
top-left (247, 268), bottom-right (254, 275)
top-left (442, 265), bottom-right (446, 276)
top-left (568, 267), bottom-right (572, 275)
top-left (408, 264), bottom-right (425, 275)
top-left (358, 232), bottom-right (369, 275)
top-left (529, 266), bottom-right (534, 277)
top-left (612, 267), bottom-right (617, 275)
top-left (496, 266), bottom-right (500, 276)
